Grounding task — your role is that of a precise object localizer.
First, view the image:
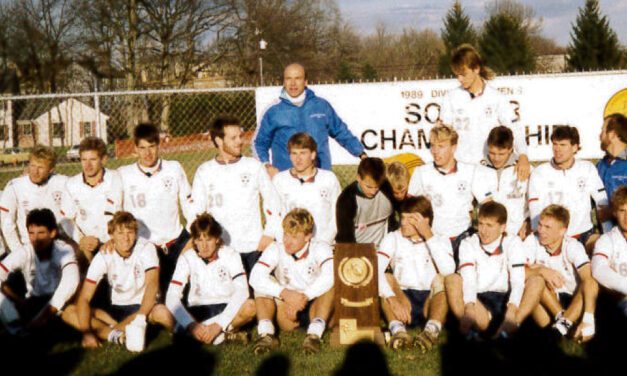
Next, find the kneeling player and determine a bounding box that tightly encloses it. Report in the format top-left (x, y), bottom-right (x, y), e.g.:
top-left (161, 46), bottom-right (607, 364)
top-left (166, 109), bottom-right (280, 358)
top-left (446, 202), bottom-right (543, 340)
top-left (524, 205), bottom-right (598, 342)
top-left (68, 212), bottom-right (172, 348)
top-left (250, 209), bottom-right (334, 355)
top-left (166, 213), bottom-right (255, 345)
top-left (377, 196), bottom-right (455, 351)
top-left (0, 209), bottom-right (79, 335)
top-left (592, 186), bottom-right (627, 317)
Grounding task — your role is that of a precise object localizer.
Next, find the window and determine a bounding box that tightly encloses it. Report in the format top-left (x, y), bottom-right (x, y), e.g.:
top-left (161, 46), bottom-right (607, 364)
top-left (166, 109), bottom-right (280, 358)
top-left (53, 122), bottom-right (64, 138)
top-left (80, 121), bottom-right (93, 137)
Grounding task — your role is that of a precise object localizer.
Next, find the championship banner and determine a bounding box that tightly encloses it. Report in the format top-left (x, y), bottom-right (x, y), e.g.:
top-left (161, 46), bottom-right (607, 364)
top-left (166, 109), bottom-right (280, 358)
top-left (255, 71), bottom-right (627, 165)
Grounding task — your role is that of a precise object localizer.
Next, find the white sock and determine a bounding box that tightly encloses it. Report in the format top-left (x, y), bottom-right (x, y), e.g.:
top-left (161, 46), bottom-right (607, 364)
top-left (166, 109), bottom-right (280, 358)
top-left (424, 320), bottom-right (442, 334)
top-left (258, 319), bottom-right (275, 336)
top-left (306, 318), bottom-right (326, 338)
top-left (212, 332), bottom-right (225, 345)
top-left (389, 320), bottom-right (406, 335)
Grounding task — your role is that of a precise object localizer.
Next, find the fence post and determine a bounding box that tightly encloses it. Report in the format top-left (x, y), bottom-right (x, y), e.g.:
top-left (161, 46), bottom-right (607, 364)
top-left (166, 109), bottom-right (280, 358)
top-left (94, 90), bottom-right (101, 139)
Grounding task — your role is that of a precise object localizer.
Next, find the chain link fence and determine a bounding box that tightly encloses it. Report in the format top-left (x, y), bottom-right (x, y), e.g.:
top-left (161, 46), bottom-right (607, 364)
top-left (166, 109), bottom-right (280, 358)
top-left (0, 88), bottom-right (357, 190)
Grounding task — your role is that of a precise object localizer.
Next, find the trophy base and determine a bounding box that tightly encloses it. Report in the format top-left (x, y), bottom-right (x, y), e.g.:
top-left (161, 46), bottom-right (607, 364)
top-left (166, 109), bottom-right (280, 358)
top-left (330, 319), bottom-right (385, 347)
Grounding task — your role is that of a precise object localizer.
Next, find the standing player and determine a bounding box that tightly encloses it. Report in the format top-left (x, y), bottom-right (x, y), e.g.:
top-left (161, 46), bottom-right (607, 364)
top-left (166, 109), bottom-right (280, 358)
top-left (166, 213), bottom-right (256, 345)
top-left (250, 209), bottom-right (334, 355)
top-left (524, 205), bottom-right (598, 342)
top-left (0, 209), bottom-right (79, 335)
top-left (191, 116), bottom-right (282, 275)
top-left (408, 125), bottom-right (496, 256)
top-left (446, 202), bottom-right (544, 339)
top-left (592, 186), bottom-right (627, 316)
top-left (377, 196), bottom-right (455, 351)
top-left (272, 132), bottom-right (341, 245)
top-left (439, 44), bottom-right (529, 179)
top-left (62, 137), bottom-right (123, 264)
top-left (1, 145), bottom-right (68, 253)
top-left (528, 126), bottom-right (611, 250)
top-left (482, 126), bottom-right (530, 238)
top-left (118, 123), bottom-right (194, 289)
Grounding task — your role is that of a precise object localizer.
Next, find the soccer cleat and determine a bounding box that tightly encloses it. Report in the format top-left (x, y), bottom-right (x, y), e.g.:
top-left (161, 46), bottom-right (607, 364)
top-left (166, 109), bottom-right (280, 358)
top-left (389, 331), bottom-right (411, 350)
top-left (302, 334), bottom-right (322, 355)
top-left (253, 334), bottom-right (280, 355)
top-left (107, 329), bottom-right (125, 345)
top-left (552, 317), bottom-right (573, 336)
top-left (413, 329), bottom-right (439, 352)
top-left (224, 331), bottom-right (250, 345)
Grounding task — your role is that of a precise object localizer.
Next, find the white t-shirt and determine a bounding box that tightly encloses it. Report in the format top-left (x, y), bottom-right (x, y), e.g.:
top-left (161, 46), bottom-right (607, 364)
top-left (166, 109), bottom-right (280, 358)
top-left (592, 226), bottom-right (627, 295)
top-left (272, 169), bottom-right (341, 245)
top-left (118, 160), bottom-right (193, 245)
top-left (408, 162), bottom-right (496, 237)
top-left (85, 238), bottom-right (159, 306)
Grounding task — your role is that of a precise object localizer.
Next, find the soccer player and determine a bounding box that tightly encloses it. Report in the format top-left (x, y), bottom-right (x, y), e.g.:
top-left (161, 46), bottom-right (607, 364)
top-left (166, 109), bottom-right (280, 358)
top-left (597, 113), bottom-right (627, 199)
top-left (191, 116), bottom-right (282, 275)
top-left (166, 213), bottom-right (255, 345)
top-left (386, 161), bottom-right (410, 203)
top-left (482, 126), bottom-right (530, 238)
top-left (528, 126), bottom-right (611, 250)
top-left (439, 44), bottom-right (529, 179)
top-left (69, 211), bottom-right (172, 348)
top-left (408, 125), bottom-right (496, 256)
top-left (62, 137), bottom-right (123, 264)
top-left (446, 202), bottom-right (544, 340)
top-left (118, 123), bottom-right (194, 289)
top-left (592, 186), bottom-right (627, 316)
top-left (0, 209), bottom-right (79, 335)
top-left (272, 132), bottom-right (341, 245)
top-left (250, 209), bottom-right (334, 355)
top-left (377, 196), bottom-right (455, 351)
top-left (524, 205), bottom-right (598, 342)
top-left (1, 145), bottom-right (68, 253)
top-left (335, 157), bottom-right (397, 247)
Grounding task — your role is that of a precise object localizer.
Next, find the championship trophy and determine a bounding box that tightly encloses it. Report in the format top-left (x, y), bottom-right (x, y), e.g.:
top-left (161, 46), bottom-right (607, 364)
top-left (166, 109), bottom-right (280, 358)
top-left (331, 243), bottom-right (384, 346)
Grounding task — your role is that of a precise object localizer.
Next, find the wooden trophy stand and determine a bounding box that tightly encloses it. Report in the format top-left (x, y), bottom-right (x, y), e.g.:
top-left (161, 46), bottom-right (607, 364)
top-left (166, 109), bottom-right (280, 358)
top-left (330, 243), bottom-right (385, 346)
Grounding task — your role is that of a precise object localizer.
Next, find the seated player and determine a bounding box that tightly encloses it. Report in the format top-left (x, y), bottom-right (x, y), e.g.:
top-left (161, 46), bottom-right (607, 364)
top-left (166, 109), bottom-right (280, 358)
top-left (250, 209), bottom-right (334, 355)
top-left (336, 157), bottom-right (397, 247)
top-left (67, 211), bottom-right (172, 348)
top-left (524, 205), bottom-right (599, 342)
top-left (0, 209), bottom-right (79, 335)
top-left (166, 213), bottom-right (255, 345)
top-left (446, 201), bottom-right (543, 340)
top-left (592, 186), bottom-right (627, 317)
top-left (377, 196), bottom-right (455, 351)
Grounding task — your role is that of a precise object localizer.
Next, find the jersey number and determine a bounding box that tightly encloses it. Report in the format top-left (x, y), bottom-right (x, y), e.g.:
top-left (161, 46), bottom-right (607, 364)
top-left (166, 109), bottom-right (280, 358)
top-left (207, 194), bottom-right (223, 208)
top-left (131, 193), bottom-right (146, 208)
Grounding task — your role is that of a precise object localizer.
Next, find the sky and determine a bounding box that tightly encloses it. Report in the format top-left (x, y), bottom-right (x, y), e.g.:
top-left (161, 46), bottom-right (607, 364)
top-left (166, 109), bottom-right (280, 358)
top-left (336, 0), bottom-right (627, 46)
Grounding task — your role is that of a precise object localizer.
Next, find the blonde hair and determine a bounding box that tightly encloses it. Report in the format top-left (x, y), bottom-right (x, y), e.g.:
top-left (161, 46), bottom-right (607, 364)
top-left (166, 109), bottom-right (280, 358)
top-left (540, 205), bottom-right (570, 228)
top-left (386, 161), bottom-right (409, 191)
top-left (282, 208), bottom-right (315, 235)
top-left (430, 125), bottom-right (459, 146)
top-left (30, 145), bottom-right (57, 167)
top-left (107, 211), bottom-right (139, 235)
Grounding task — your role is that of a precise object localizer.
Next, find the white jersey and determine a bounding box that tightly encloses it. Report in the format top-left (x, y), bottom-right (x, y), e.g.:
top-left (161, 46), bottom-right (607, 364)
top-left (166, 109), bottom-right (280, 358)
top-left (166, 246), bottom-right (248, 329)
top-left (523, 235), bottom-right (589, 294)
top-left (62, 169), bottom-right (123, 243)
top-left (484, 161), bottom-right (530, 237)
top-left (118, 160), bottom-right (193, 245)
top-left (272, 169), bottom-right (341, 245)
top-left (1, 174), bottom-right (68, 253)
top-left (439, 83), bottom-right (527, 164)
top-left (528, 160), bottom-right (608, 236)
top-left (0, 239), bottom-right (79, 310)
top-left (377, 231), bottom-right (455, 298)
top-left (592, 226), bottom-right (627, 295)
top-left (85, 238), bottom-right (159, 306)
top-left (408, 162), bottom-right (496, 238)
top-left (458, 234), bottom-right (526, 306)
top-left (250, 240), bottom-right (333, 300)
top-left (191, 157), bottom-right (282, 253)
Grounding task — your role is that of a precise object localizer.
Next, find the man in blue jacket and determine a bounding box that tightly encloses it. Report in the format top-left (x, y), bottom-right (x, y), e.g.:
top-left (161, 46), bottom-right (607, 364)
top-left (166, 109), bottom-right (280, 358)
top-left (597, 113), bottom-right (627, 199)
top-left (254, 63), bottom-right (366, 176)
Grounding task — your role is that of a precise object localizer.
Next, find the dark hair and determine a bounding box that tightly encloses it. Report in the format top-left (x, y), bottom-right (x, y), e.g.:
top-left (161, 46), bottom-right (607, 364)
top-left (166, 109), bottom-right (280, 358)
top-left (133, 123), bottom-right (160, 145)
top-left (478, 201), bottom-right (508, 225)
top-left (450, 44), bottom-right (495, 80)
top-left (288, 132), bottom-right (318, 153)
top-left (190, 213), bottom-right (223, 241)
top-left (79, 137), bottom-right (107, 157)
top-left (209, 116), bottom-right (241, 146)
top-left (357, 157), bottom-right (386, 185)
top-left (107, 211), bottom-right (139, 235)
top-left (604, 113), bottom-right (627, 144)
top-left (487, 126), bottom-right (514, 150)
top-left (400, 196), bottom-right (434, 226)
top-left (550, 125), bottom-right (580, 146)
top-left (26, 208), bottom-right (58, 232)
top-left (612, 185), bottom-right (627, 213)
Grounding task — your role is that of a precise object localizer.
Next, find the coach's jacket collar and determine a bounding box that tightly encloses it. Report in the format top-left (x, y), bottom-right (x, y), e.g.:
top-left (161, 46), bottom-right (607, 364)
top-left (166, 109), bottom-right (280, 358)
top-left (289, 168), bottom-right (317, 184)
top-left (215, 156), bottom-right (242, 165)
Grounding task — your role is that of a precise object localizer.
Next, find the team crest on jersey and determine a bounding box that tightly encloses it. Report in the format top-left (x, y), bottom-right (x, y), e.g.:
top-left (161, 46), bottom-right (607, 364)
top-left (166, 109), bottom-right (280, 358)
top-left (306, 264), bottom-right (316, 277)
top-left (52, 191), bottom-right (63, 205)
top-left (484, 106), bottom-right (494, 118)
top-left (457, 181), bottom-right (468, 194)
top-left (577, 177), bottom-right (586, 192)
top-left (162, 177), bottom-right (174, 192)
top-left (217, 266), bottom-right (228, 281)
top-left (319, 188), bottom-right (329, 199)
top-left (240, 173), bottom-right (252, 186)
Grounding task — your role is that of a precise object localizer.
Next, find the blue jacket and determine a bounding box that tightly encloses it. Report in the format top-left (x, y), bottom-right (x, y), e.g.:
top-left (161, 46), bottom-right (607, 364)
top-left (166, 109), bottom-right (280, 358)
top-left (597, 153), bottom-right (627, 199)
top-left (254, 88), bottom-right (364, 171)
